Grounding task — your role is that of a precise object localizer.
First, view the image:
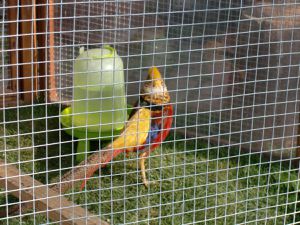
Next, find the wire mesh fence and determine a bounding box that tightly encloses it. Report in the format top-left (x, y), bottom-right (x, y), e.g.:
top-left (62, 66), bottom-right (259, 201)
top-left (0, 0), bottom-right (300, 224)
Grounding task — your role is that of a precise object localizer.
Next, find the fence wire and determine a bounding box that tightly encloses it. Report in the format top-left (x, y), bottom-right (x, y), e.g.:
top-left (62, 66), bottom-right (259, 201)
top-left (0, 0), bottom-right (300, 224)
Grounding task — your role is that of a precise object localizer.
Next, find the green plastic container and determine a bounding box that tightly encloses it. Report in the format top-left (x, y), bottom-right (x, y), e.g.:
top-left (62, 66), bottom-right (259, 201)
top-left (72, 45), bottom-right (127, 134)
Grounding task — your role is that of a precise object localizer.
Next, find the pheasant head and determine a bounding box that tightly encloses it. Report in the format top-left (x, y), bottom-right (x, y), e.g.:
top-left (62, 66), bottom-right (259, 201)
top-left (141, 67), bottom-right (170, 105)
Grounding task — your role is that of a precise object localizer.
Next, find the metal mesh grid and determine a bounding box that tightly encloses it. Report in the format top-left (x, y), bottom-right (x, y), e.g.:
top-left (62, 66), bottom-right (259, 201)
top-left (0, 0), bottom-right (299, 224)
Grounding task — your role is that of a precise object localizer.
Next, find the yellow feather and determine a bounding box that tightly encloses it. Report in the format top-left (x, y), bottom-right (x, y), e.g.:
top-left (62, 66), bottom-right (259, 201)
top-left (148, 66), bottom-right (162, 80)
top-left (109, 108), bottom-right (151, 152)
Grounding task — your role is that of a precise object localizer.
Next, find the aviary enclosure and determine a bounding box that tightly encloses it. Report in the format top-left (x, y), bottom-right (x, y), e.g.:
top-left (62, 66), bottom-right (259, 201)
top-left (0, 0), bottom-right (299, 224)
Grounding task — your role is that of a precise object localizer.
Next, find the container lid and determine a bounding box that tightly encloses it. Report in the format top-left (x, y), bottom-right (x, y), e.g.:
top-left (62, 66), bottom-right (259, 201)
top-left (77, 45), bottom-right (116, 60)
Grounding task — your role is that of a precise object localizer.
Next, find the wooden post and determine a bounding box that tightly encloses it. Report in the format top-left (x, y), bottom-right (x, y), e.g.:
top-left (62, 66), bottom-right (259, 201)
top-left (6, 0), bottom-right (18, 92)
top-left (35, 0), bottom-right (58, 102)
top-left (19, 0), bottom-right (38, 103)
top-left (0, 0), bottom-right (22, 108)
top-left (48, 0), bottom-right (58, 102)
top-left (0, 160), bottom-right (109, 225)
top-left (36, 0), bottom-right (47, 96)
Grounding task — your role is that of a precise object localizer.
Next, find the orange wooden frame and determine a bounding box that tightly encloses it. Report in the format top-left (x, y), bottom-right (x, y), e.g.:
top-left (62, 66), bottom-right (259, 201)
top-left (4, 0), bottom-right (58, 107)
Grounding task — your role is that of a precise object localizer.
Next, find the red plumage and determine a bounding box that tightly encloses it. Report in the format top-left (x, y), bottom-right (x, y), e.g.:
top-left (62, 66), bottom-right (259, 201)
top-left (135, 104), bottom-right (173, 153)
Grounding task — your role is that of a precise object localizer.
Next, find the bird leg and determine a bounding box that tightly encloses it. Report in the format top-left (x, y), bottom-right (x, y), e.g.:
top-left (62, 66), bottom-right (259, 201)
top-left (139, 151), bottom-right (155, 187)
top-left (139, 152), bottom-right (148, 187)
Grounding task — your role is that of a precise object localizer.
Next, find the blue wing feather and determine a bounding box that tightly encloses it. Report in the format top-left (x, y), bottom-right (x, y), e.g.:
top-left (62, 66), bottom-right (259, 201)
top-left (145, 123), bottom-right (160, 144)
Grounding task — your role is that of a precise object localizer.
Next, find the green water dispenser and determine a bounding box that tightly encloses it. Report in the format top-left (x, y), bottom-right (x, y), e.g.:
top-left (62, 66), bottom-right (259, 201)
top-left (71, 45), bottom-right (127, 161)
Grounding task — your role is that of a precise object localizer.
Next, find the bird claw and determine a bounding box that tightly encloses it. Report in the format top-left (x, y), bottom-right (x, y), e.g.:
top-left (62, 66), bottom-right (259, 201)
top-left (142, 179), bottom-right (156, 188)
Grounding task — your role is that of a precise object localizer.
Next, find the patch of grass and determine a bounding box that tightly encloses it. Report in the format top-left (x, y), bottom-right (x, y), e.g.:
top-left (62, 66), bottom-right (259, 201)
top-left (0, 104), bottom-right (299, 224)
